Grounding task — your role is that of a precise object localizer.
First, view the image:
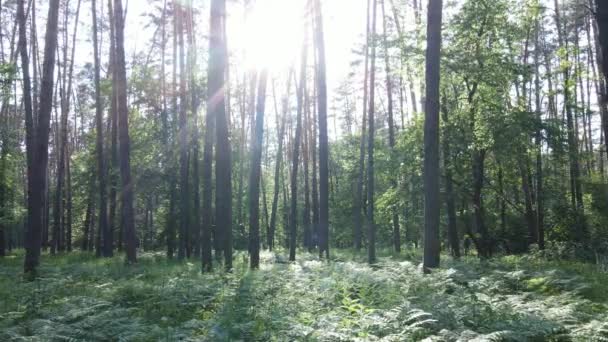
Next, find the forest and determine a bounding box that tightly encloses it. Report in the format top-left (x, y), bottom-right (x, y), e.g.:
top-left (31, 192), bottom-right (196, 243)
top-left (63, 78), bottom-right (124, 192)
top-left (1, 0), bottom-right (608, 340)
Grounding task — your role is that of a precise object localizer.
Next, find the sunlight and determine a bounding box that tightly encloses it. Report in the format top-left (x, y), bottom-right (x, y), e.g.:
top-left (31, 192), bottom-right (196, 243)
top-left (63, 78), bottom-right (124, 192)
top-left (230, 0), bottom-right (307, 72)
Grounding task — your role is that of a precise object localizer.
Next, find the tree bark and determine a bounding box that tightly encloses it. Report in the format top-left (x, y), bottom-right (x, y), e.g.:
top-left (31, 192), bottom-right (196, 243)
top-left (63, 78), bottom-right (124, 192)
top-left (314, 0), bottom-right (330, 260)
top-left (248, 70), bottom-right (268, 269)
top-left (208, 0), bottom-right (232, 270)
top-left (114, 0), bottom-right (137, 263)
top-left (423, 0), bottom-right (442, 269)
top-left (381, 0), bottom-right (400, 253)
top-left (24, 0), bottom-right (61, 275)
top-left (366, 0), bottom-right (378, 264)
top-left (177, 2), bottom-right (190, 260)
top-left (92, 0), bottom-right (111, 257)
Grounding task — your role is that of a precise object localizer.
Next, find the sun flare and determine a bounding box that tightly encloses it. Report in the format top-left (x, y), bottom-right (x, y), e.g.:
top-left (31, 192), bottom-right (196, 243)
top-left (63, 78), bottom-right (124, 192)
top-left (229, 0), bottom-right (307, 73)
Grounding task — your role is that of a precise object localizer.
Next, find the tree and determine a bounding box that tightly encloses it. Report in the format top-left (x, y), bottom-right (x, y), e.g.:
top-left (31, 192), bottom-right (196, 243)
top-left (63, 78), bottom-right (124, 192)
top-left (17, 0), bottom-right (34, 259)
top-left (354, 0), bottom-right (371, 252)
top-left (314, 0), bottom-right (330, 260)
top-left (114, 0), bottom-right (137, 264)
top-left (52, 0), bottom-right (81, 254)
top-left (249, 70), bottom-right (268, 269)
top-left (289, 36), bottom-right (308, 261)
top-left (24, 0), bottom-right (62, 275)
top-left (208, 0), bottom-right (232, 271)
top-left (367, 0), bottom-right (378, 265)
top-left (381, 0), bottom-right (400, 253)
top-left (177, 2), bottom-right (190, 260)
top-left (423, 0), bottom-right (443, 270)
top-left (92, 0), bottom-right (111, 257)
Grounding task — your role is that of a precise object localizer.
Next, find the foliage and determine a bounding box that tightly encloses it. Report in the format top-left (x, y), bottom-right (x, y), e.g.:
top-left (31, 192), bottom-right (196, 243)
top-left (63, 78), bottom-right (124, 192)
top-left (1, 249), bottom-right (607, 341)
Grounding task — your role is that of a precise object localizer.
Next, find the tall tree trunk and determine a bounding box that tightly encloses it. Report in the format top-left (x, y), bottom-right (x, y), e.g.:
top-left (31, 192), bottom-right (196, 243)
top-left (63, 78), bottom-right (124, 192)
top-left (114, 0), bottom-right (137, 263)
top-left (107, 0), bottom-right (118, 252)
top-left (92, 0), bottom-right (111, 257)
top-left (24, 0), bottom-right (61, 275)
top-left (269, 79), bottom-right (289, 251)
top-left (53, 0), bottom-right (81, 254)
top-left (314, 0), bottom-right (330, 260)
top-left (423, 0), bottom-right (442, 269)
top-left (554, 0), bottom-right (584, 227)
top-left (366, 0), bottom-right (378, 264)
top-left (18, 0), bottom-right (35, 258)
top-left (208, 0), bottom-right (231, 271)
top-left (248, 70), bottom-right (268, 269)
top-left (440, 96), bottom-right (460, 259)
top-left (177, 3), bottom-right (190, 260)
top-left (354, 0), bottom-right (371, 252)
top-left (534, 16), bottom-right (544, 249)
top-left (381, 0), bottom-right (400, 253)
top-left (290, 39), bottom-right (308, 262)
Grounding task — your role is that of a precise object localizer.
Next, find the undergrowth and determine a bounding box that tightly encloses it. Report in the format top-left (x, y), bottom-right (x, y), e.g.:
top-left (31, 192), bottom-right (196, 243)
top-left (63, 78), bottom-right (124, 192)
top-left (0, 249), bottom-right (607, 341)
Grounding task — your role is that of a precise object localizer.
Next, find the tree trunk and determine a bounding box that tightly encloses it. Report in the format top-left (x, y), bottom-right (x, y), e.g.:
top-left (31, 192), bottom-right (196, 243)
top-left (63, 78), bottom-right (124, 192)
top-left (534, 17), bottom-right (544, 249)
top-left (17, 0), bottom-right (35, 258)
top-left (208, 0), bottom-right (231, 270)
top-left (177, 3), bottom-right (190, 260)
top-left (289, 40), bottom-right (308, 261)
top-left (314, 0), bottom-right (330, 260)
top-left (440, 96), bottom-right (460, 259)
top-left (107, 0), bottom-right (118, 253)
top-left (381, 0), bottom-right (400, 253)
top-left (366, 0), bottom-right (378, 264)
top-left (24, 0), bottom-right (61, 275)
top-left (92, 0), bottom-right (111, 257)
top-left (423, 0), bottom-right (442, 269)
top-left (114, 0), bottom-right (137, 263)
top-left (248, 70), bottom-right (268, 269)
top-left (354, 0), bottom-right (371, 252)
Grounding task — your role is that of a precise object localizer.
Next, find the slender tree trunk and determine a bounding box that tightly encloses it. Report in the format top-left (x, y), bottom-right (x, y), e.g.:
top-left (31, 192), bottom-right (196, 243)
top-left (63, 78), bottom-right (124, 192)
top-left (423, 0), bottom-right (443, 269)
top-left (177, 3), bottom-right (190, 260)
top-left (314, 0), bottom-right (330, 260)
top-left (440, 96), bottom-right (460, 259)
top-left (114, 0), bottom-right (137, 263)
top-left (18, 0), bottom-right (35, 258)
top-left (92, 0), bottom-right (111, 257)
top-left (534, 17), bottom-right (544, 249)
top-left (366, 0), bottom-right (378, 264)
top-left (107, 0), bottom-right (118, 253)
top-left (24, 0), bottom-right (61, 275)
top-left (354, 0), bottom-right (371, 252)
top-left (381, 0), bottom-right (400, 253)
top-left (208, 0), bottom-right (231, 270)
top-left (289, 39), bottom-right (308, 261)
top-left (248, 70), bottom-right (268, 269)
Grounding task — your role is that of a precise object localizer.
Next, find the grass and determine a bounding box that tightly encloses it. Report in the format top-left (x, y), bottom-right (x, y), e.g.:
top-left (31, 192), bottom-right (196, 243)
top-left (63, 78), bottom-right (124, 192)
top-left (1, 248), bottom-right (607, 341)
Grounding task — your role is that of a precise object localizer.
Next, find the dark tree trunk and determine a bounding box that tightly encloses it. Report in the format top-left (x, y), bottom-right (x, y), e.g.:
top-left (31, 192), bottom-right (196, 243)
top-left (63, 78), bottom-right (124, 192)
top-left (92, 0), bottom-right (111, 257)
top-left (381, 0), bottom-right (400, 253)
top-left (354, 0), bottom-right (371, 252)
top-left (366, 0), bottom-right (378, 264)
top-left (290, 40), bottom-right (308, 262)
top-left (17, 0), bottom-right (34, 258)
top-left (314, 0), bottom-right (330, 260)
top-left (249, 70), bottom-right (268, 269)
top-left (177, 3), bottom-right (190, 260)
top-left (108, 0), bottom-right (118, 253)
top-left (82, 171), bottom-right (95, 251)
top-left (208, 0), bottom-right (231, 271)
top-left (24, 0), bottom-right (61, 275)
top-left (423, 0), bottom-right (442, 269)
top-left (114, 0), bottom-right (137, 263)
top-left (534, 17), bottom-right (544, 250)
top-left (440, 96), bottom-right (460, 259)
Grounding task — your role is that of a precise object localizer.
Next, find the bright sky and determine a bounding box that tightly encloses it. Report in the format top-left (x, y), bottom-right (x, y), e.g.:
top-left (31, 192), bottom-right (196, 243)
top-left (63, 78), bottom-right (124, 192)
top-left (123, 0), bottom-right (366, 94)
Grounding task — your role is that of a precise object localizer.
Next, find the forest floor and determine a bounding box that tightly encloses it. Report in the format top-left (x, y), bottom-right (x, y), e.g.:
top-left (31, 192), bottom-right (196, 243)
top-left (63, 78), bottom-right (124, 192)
top-left (1, 249), bottom-right (607, 341)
